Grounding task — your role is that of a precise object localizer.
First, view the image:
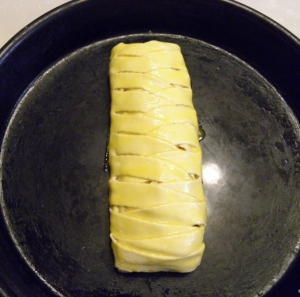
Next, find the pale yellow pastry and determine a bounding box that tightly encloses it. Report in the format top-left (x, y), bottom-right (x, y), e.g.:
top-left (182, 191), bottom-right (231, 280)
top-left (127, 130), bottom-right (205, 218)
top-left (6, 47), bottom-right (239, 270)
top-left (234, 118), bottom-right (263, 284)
top-left (108, 40), bottom-right (206, 273)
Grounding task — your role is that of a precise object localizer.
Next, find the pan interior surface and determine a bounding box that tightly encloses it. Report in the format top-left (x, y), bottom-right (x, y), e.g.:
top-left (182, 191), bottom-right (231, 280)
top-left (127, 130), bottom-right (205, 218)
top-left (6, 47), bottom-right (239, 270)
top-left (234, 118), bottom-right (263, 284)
top-left (1, 34), bottom-right (300, 297)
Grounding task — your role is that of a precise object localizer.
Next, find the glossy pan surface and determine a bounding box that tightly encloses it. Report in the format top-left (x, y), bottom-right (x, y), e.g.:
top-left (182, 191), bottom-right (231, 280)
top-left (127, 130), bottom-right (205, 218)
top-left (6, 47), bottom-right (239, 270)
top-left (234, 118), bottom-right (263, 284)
top-left (0, 0), bottom-right (300, 296)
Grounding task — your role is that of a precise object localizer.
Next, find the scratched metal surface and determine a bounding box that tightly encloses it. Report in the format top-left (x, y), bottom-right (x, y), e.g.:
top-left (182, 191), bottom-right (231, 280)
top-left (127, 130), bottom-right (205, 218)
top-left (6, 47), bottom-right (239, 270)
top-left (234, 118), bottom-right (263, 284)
top-left (1, 33), bottom-right (300, 297)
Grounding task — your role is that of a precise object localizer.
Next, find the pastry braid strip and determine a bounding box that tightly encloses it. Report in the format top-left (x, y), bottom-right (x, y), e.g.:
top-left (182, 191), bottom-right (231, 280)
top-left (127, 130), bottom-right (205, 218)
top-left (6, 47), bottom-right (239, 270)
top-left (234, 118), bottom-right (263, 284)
top-left (108, 41), bottom-right (206, 272)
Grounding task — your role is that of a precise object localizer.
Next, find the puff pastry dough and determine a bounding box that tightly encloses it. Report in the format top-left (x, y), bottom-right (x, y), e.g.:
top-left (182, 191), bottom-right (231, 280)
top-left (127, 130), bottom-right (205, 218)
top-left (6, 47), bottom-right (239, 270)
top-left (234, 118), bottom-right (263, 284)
top-left (108, 40), bottom-right (206, 272)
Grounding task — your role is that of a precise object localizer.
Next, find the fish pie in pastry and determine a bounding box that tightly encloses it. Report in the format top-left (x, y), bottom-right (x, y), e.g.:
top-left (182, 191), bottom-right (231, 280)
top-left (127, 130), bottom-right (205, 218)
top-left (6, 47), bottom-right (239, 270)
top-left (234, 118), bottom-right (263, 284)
top-left (108, 40), bottom-right (206, 273)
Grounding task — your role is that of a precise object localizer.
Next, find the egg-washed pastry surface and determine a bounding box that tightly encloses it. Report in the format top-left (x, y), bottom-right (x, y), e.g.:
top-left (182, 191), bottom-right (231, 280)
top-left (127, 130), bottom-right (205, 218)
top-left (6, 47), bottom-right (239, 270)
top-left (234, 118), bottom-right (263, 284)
top-left (108, 40), bottom-right (206, 273)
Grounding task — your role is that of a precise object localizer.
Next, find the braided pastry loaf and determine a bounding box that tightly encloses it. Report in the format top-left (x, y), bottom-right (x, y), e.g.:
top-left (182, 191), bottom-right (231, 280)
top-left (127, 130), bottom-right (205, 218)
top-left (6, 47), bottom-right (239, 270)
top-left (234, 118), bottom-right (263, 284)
top-left (108, 40), bottom-right (206, 273)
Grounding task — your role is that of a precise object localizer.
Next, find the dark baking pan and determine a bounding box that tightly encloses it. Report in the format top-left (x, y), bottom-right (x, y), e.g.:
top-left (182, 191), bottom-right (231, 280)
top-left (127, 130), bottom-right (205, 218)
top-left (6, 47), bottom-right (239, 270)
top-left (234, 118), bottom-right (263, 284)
top-left (0, 0), bottom-right (300, 296)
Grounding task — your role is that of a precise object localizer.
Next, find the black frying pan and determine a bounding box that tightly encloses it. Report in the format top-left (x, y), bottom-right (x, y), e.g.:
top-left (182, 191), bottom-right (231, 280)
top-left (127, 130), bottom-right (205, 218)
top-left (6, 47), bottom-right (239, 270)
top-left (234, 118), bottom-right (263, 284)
top-left (0, 0), bottom-right (300, 296)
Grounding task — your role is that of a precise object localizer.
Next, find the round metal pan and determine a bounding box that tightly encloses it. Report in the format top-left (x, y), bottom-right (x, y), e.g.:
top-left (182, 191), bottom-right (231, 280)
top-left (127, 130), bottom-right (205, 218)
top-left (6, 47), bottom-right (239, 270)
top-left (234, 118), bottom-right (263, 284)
top-left (0, 0), bottom-right (300, 296)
